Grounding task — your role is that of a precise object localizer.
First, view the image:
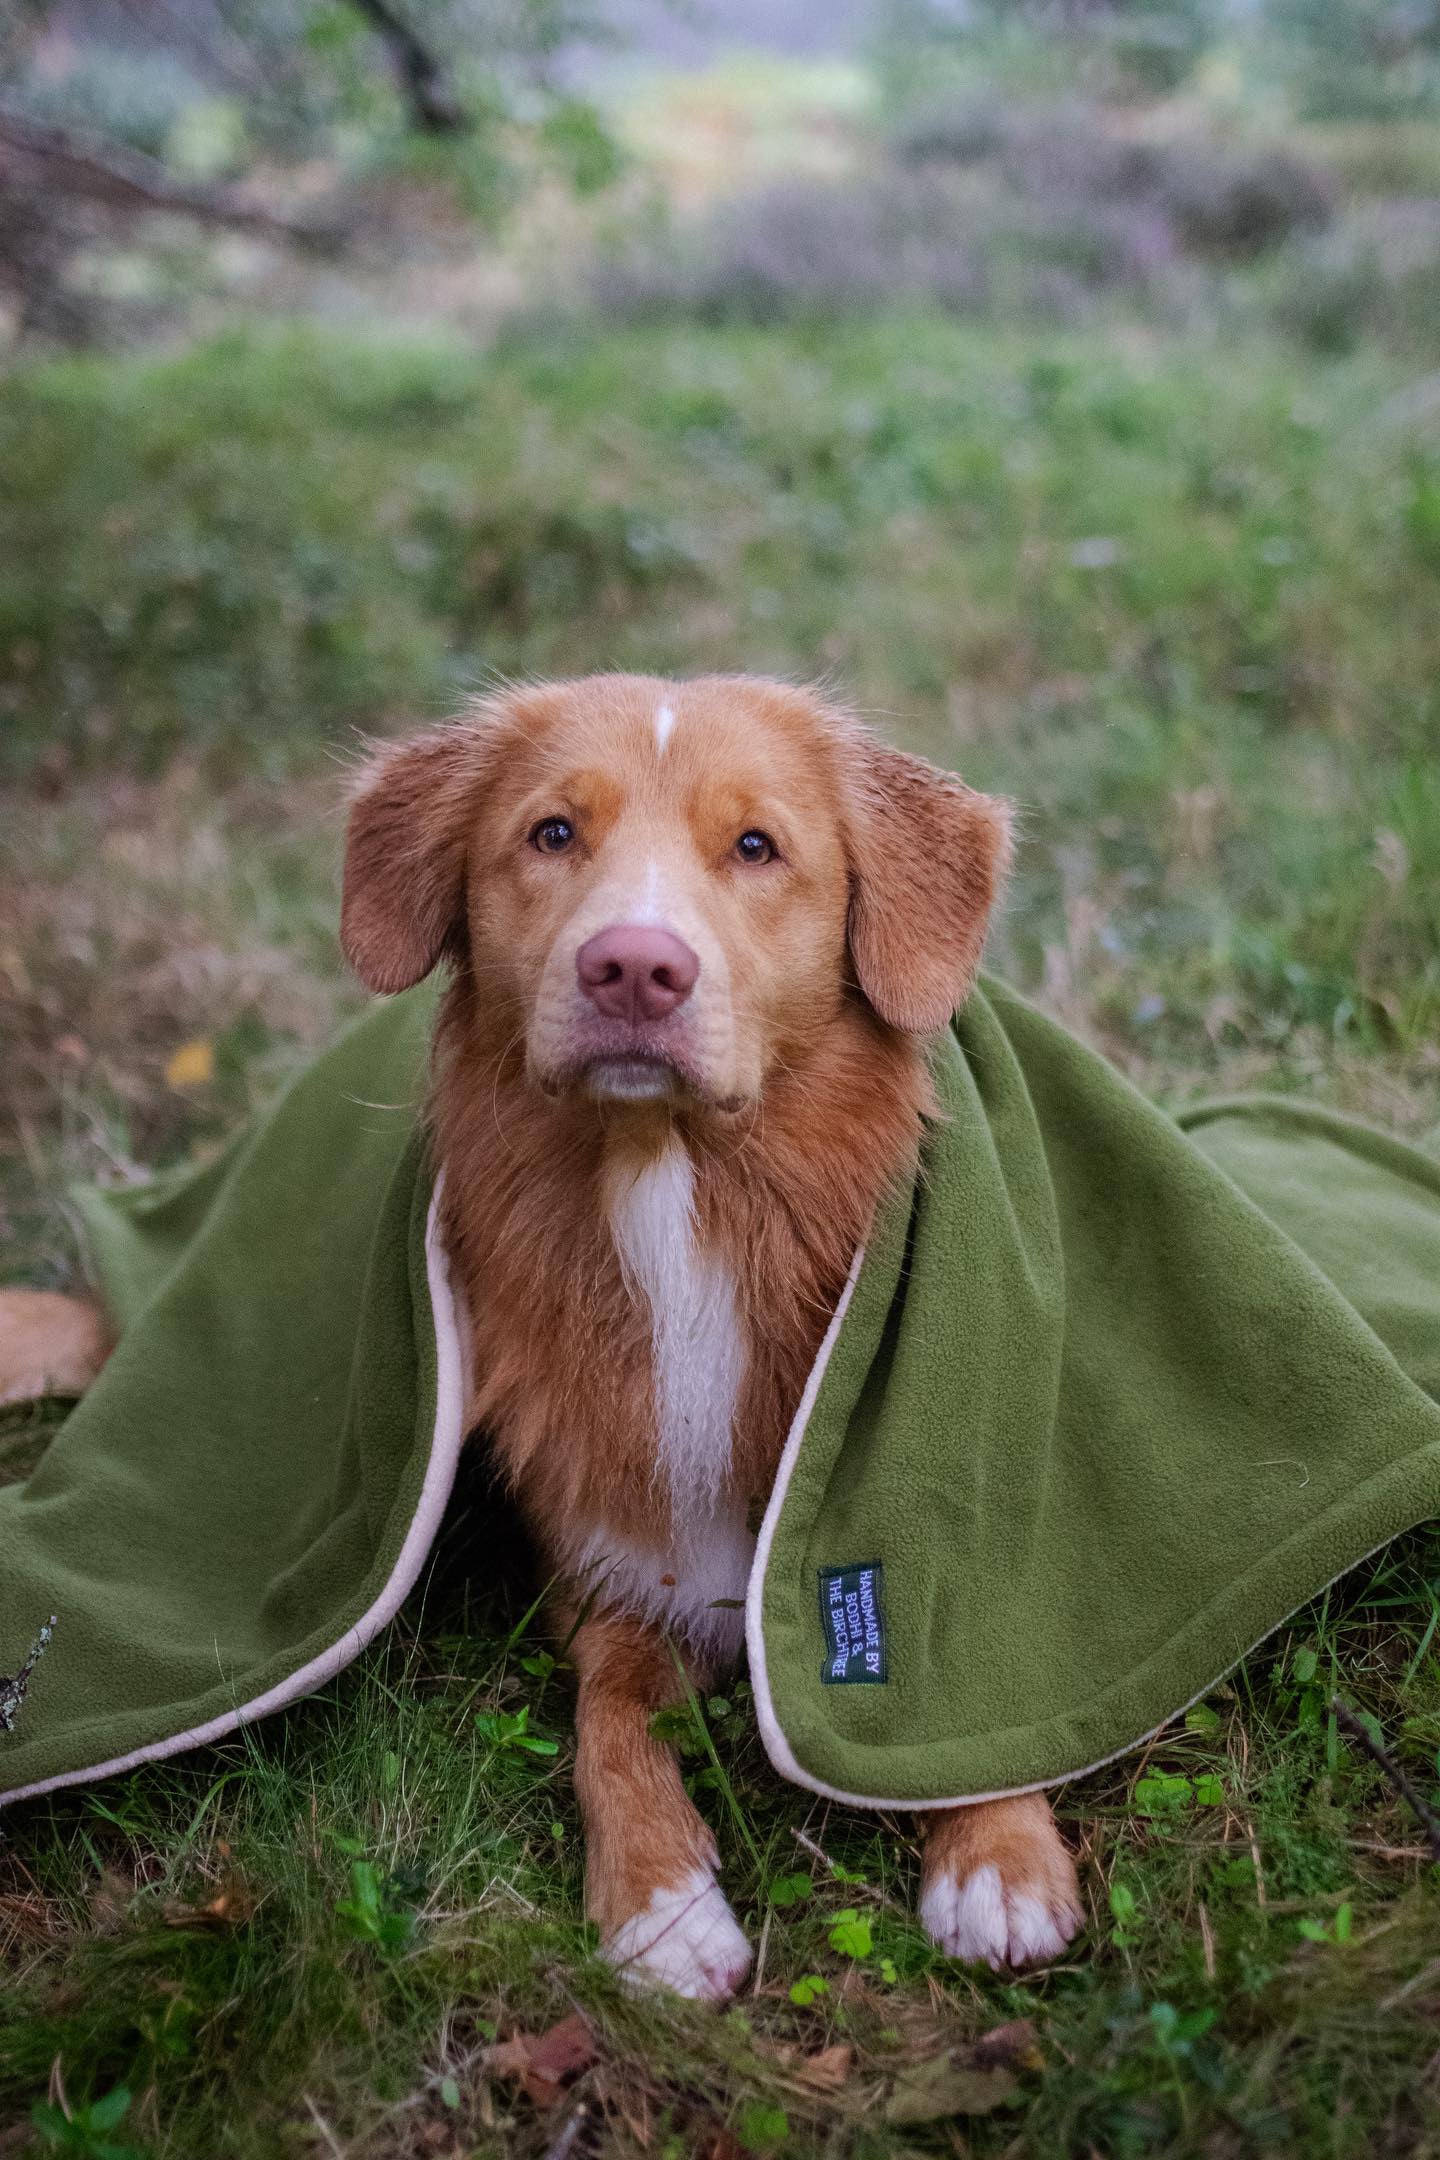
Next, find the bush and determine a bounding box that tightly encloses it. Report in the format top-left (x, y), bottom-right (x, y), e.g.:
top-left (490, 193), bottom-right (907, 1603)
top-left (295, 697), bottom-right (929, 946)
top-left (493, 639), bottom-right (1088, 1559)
top-left (901, 102), bottom-right (1337, 259)
top-left (1122, 139), bottom-right (1337, 255)
top-left (1269, 200), bottom-right (1440, 352)
top-left (589, 117), bottom-right (1335, 337)
top-left (589, 174), bottom-right (988, 326)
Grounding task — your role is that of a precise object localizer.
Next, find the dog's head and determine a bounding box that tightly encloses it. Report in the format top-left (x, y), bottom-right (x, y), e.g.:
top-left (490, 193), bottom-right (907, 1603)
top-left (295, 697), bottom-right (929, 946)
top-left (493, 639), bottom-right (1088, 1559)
top-left (342, 675), bottom-right (1010, 1113)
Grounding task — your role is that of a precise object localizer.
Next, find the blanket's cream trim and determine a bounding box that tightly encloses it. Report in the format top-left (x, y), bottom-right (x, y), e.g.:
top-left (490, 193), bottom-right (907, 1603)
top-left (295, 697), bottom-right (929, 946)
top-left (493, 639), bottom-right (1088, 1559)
top-left (747, 1277), bottom-right (1407, 1809)
top-left (745, 1244), bottom-right (867, 1795)
top-left (0, 1183), bottom-right (469, 1809)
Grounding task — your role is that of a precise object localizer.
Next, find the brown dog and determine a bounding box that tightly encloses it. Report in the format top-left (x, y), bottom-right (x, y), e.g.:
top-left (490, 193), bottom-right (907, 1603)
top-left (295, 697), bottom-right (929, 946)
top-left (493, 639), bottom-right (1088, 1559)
top-left (0, 674), bottom-right (1083, 1997)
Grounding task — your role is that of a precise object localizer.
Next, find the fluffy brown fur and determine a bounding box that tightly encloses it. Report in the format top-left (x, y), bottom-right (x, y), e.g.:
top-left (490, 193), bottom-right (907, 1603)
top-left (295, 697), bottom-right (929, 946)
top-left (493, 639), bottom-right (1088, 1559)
top-left (339, 675), bottom-right (1082, 1993)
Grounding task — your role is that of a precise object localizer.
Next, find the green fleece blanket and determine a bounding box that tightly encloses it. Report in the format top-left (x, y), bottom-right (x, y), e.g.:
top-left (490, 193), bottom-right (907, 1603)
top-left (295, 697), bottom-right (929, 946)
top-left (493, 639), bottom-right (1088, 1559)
top-left (4, 979), bottom-right (1440, 1810)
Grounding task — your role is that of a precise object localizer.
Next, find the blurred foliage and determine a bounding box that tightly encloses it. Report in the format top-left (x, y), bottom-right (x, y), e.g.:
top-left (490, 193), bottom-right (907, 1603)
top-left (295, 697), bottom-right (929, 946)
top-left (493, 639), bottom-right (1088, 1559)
top-left (2, 314), bottom-right (1438, 1072)
top-left (0, 0), bottom-right (624, 276)
top-left (1268, 0), bottom-right (1440, 120)
top-left (876, 0), bottom-right (1231, 103)
top-left (590, 126), bottom-right (1336, 329)
top-left (874, 0), bottom-right (1440, 119)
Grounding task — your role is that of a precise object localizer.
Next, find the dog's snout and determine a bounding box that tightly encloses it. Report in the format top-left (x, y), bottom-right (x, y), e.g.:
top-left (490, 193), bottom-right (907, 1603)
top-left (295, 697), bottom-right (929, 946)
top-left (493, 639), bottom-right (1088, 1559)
top-left (576, 925), bottom-right (699, 1024)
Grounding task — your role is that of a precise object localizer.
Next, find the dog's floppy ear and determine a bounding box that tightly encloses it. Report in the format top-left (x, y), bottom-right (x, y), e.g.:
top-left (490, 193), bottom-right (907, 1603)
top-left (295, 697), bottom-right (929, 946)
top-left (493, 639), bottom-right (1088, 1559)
top-left (843, 732), bottom-right (1012, 1034)
top-left (341, 723), bottom-right (489, 994)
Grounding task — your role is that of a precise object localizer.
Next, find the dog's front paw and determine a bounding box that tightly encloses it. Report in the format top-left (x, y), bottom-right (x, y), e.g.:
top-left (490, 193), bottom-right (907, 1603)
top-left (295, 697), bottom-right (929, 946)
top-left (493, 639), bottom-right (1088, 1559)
top-left (921, 1859), bottom-right (1082, 1970)
top-left (920, 1792), bottom-right (1084, 1972)
top-left (603, 1868), bottom-right (752, 2002)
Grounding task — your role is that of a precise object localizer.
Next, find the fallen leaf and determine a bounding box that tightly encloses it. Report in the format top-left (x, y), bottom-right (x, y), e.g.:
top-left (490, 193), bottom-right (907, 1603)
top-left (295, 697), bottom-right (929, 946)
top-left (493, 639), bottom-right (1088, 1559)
top-left (795, 2043), bottom-right (854, 2092)
top-left (692, 2128), bottom-right (744, 2160)
top-left (972, 2018), bottom-right (1043, 2074)
top-left (165, 1038), bottom-right (215, 1088)
top-left (486, 2012), bottom-right (596, 2109)
top-left (885, 2053), bottom-right (1018, 2125)
top-left (161, 1875), bottom-right (256, 1930)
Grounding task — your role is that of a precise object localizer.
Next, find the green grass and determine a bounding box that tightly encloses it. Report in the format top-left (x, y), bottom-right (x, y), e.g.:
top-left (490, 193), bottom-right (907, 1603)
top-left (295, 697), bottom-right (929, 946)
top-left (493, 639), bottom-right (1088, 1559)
top-left (4, 304), bottom-right (1440, 2155)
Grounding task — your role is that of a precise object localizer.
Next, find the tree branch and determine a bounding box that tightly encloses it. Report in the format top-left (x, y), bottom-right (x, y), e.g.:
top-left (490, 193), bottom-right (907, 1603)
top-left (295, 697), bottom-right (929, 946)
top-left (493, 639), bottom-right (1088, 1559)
top-left (345, 0), bottom-right (469, 134)
top-left (1332, 1698), bottom-right (1440, 1864)
top-left (0, 102), bottom-right (342, 251)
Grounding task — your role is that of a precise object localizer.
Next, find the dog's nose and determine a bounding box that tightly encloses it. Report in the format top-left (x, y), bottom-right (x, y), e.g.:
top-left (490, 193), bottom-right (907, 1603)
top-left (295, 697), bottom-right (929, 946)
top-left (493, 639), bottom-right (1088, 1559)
top-left (576, 925), bottom-right (699, 1024)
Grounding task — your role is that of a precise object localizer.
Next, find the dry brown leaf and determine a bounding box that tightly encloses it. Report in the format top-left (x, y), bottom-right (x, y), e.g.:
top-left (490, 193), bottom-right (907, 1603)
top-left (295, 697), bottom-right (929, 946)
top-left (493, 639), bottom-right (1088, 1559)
top-left (485, 2011), bottom-right (597, 2109)
top-left (885, 2053), bottom-right (1018, 2125)
top-left (165, 1038), bottom-right (215, 1088)
top-left (971, 2018), bottom-right (1043, 2074)
top-left (795, 2043), bottom-right (855, 2092)
top-left (160, 1875), bottom-right (256, 1930)
top-left (692, 2128), bottom-right (744, 2160)
top-left (882, 2014), bottom-right (1042, 2124)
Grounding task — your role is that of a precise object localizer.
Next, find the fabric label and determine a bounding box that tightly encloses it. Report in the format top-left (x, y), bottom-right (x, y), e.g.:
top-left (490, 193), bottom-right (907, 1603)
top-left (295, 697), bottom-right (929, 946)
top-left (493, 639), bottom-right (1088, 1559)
top-left (818, 1561), bottom-right (888, 1684)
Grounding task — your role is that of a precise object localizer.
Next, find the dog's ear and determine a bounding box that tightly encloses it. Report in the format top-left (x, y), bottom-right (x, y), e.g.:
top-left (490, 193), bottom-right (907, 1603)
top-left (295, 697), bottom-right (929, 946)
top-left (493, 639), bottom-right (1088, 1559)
top-left (843, 733), bottom-right (1013, 1034)
top-left (341, 724), bottom-right (489, 994)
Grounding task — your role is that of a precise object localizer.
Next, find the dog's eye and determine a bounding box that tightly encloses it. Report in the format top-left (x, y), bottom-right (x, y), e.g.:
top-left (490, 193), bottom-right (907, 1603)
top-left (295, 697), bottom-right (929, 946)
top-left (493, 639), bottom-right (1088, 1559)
top-left (734, 830), bottom-right (775, 865)
top-left (530, 817), bottom-right (575, 854)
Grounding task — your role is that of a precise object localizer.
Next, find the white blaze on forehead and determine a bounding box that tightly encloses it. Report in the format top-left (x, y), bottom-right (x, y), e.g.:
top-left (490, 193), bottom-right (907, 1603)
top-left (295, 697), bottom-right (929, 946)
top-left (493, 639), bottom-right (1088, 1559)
top-left (654, 701), bottom-right (678, 755)
top-left (628, 856), bottom-right (672, 928)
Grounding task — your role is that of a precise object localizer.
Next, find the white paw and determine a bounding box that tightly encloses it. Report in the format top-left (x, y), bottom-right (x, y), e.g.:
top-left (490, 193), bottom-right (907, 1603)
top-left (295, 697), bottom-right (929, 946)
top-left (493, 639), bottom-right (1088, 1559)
top-left (921, 1862), bottom-right (1082, 1972)
top-left (604, 1869), bottom-right (753, 2002)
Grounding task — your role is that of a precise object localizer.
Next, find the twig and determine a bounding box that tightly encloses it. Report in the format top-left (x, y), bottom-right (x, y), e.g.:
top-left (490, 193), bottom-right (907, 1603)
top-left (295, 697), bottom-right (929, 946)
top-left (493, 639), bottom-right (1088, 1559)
top-left (542, 2102), bottom-right (591, 2160)
top-left (1242, 1816), bottom-right (1267, 1907)
top-left (302, 2095), bottom-right (345, 2160)
top-left (1197, 1900), bottom-right (1216, 1983)
top-left (346, 0), bottom-right (468, 133)
top-left (1380, 1955), bottom-right (1440, 2013)
top-left (1332, 1698), bottom-right (1440, 1863)
top-left (791, 1825), bottom-right (907, 1915)
top-left (752, 1898), bottom-right (773, 1996)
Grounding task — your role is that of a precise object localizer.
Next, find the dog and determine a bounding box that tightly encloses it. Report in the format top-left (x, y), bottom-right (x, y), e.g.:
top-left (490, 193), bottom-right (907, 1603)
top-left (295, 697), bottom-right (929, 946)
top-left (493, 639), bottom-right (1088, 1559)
top-left (0, 674), bottom-right (1084, 1998)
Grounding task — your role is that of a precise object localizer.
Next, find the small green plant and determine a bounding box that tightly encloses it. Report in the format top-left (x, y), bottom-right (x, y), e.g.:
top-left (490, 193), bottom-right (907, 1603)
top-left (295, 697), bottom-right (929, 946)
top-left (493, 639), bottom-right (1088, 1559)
top-left (736, 2101), bottom-right (789, 2153)
top-left (767, 1870), bottom-right (811, 1909)
top-left (1109, 1879), bottom-right (1140, 1948)
top-left (828, 1909), bottom-right (874, 1960)
top-left (1148, 2001), bottom-right (1218, 2056)
top-left (1133, 1770), bottom-right (1224, 1815)
top-left (788, 1973), bottom-right (829, 2006)
top-left (30, 2087), bottom-right (144, 2159)
top-left (1280, 1642), bottom-right (1330, 1737)
top-left (335, 1858), bottom-right (417, 1955)
top-left (1297, 1900), bottom-right (1354, 1945)
top-left (474, 1702), bottom-right (560, 1758)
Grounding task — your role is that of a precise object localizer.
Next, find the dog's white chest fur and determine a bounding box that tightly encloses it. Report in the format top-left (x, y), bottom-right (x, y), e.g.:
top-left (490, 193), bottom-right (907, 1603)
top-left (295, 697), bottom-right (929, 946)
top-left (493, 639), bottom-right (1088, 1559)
top-left (606, 1137), bottom-right (746, 1518)
top-left (585, 1136), bottom-right (752, 1657)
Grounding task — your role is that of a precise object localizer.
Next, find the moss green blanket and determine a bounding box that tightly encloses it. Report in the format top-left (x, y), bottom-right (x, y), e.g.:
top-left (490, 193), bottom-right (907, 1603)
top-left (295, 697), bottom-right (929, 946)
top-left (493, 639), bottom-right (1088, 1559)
top-left (4, 979), bottom-right (1440, 1810)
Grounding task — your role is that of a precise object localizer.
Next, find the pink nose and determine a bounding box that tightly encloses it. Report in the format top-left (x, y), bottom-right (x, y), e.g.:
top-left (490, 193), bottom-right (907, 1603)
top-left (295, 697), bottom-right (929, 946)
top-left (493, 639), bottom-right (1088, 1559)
top-left (576, 925), bottom-right (699, 1024)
